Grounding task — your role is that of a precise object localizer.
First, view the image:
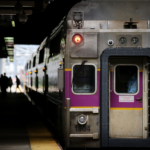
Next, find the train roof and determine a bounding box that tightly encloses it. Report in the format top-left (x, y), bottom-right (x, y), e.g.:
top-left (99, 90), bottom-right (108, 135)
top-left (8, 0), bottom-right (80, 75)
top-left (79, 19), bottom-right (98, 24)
top-left (34, 16), bottom-right (65, 54)
top-left (67, 0), bottom-right (150, 21)
top-left (38, 37), bottom-right (48, 51)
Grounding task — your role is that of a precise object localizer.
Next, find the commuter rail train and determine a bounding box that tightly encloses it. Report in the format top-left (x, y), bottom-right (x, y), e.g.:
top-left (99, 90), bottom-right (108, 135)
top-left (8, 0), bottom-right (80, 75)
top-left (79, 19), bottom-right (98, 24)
top-left (24, 0), bottom-right (150, 148)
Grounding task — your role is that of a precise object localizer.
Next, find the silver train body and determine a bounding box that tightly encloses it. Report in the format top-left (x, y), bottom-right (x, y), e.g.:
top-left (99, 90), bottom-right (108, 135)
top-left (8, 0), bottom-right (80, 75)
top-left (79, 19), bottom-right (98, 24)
top-left (24, 0), bottom-right (150, 148)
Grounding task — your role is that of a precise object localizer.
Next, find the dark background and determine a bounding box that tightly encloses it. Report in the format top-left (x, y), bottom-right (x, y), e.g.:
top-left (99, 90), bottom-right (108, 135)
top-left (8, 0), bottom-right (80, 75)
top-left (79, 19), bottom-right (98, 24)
top-left (0, 0), bottom-right (81, 45)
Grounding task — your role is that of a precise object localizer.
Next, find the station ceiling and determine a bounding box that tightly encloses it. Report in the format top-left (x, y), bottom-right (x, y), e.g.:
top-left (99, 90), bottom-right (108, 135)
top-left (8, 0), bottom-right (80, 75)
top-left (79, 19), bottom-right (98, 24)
top-left (0, 0), bottom-right (80, 60)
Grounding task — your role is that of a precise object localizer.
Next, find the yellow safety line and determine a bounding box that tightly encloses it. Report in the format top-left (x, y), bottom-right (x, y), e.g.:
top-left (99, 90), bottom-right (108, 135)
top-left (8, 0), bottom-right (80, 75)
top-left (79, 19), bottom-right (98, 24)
top-left (64, 106), bottom-right (100, 109)
top-left (26, 122), bottom-right (60, 150)
top-left (65, 69), bottom-right (101, 71)
top-left (110, 69), bottom-right (114, 72)
top-left (110, 108), bottom-right (142, 110)
top-left (15, 85), bottom-right (23, 93)
top-left (65, 68), bottom-right (142, 72)
top-left (65, 107), bottom-right (142, 110)
top-left (65, 68), bottom-right (71, 71)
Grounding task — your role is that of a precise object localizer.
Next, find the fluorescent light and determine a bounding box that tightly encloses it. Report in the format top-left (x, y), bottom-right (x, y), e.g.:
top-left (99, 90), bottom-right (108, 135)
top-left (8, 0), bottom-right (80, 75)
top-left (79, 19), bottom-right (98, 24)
top-left (4, 37), bottom-right (14, 40)
top-left (6, 48), bottom-right (14, 50)
top-left (9, 57), bottom-right (14, 62)
top-left (4, 37), bottom-right (14, 43)
top-left (11, 21), bottom-right (15, 27)
top-left (5, 39), bottom-right (14, 43)
top-left (8, 51), bottom-right (14, 55)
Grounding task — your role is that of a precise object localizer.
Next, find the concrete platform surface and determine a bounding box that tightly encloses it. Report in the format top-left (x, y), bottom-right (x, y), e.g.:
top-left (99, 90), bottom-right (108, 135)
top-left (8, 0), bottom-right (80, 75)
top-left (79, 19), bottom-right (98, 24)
top-left (0, 90), bottom-right (61, 150)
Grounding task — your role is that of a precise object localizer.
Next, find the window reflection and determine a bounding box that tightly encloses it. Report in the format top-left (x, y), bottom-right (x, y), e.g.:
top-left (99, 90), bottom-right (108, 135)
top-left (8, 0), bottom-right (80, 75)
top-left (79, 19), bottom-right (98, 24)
top-left (115, 66), bottom-right (138, 93)
top-left (73, 65), bottom-right (95, 93)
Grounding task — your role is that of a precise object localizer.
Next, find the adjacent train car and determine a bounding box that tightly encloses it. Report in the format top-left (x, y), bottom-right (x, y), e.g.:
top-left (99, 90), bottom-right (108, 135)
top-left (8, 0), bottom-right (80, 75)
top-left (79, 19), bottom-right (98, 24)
top-left (24, 0), bottom-right (150, 148)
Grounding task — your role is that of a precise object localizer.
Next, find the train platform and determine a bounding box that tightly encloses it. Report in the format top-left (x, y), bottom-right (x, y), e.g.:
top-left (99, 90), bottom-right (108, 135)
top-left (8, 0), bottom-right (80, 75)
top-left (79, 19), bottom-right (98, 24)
top-left (0, 85), bottom-right (62, 150)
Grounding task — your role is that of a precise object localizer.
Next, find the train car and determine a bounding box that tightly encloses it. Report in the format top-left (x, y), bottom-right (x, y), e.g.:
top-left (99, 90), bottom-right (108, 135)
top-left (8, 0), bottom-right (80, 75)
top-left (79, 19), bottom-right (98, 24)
top-left (24, 0), bottom-right (150, 148)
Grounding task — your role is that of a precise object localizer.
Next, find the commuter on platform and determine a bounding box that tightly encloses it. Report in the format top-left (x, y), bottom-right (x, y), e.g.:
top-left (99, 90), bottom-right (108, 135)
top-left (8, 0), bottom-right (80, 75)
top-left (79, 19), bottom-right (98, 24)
top-left (1, 73), bottom-right (8, 96)
top-left (8, 77), bottom-right (13, 93)
top-left (16, 76), bottom-right (21, 92)
top-left (0, 75), bottom-right (1, 92)
top-left (0, 74), bottom-right (3, 92)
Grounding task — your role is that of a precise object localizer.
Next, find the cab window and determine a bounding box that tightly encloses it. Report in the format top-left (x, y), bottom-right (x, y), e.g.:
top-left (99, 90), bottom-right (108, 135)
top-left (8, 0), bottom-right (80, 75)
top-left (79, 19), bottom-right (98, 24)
top-left (72, 65), bottom-right (95, 93)
top-left (115, 66), bottom-right (138, 93)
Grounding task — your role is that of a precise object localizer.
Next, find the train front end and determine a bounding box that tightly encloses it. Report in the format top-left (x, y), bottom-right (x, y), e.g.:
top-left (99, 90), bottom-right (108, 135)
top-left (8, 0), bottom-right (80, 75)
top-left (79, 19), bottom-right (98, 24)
top-left (64, 30), bottom-right (100, 148)
top-left (63, 0), bottom-right (150, 148)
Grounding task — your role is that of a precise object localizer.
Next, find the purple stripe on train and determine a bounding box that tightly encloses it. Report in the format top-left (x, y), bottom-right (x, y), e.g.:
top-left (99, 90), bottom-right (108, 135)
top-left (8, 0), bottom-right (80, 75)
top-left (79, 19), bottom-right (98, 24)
top-left (65, 71), bottom-right (142, 108)
top-left (65, 71), bottom-right (100, 107)
top-left (110, 72), bottom-right (143, 108)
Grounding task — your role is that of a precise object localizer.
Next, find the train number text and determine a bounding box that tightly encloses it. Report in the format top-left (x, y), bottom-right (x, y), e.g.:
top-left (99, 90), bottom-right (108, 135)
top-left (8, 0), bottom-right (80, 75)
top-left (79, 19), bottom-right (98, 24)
top-left (75, 125), bottom-right (91, 132)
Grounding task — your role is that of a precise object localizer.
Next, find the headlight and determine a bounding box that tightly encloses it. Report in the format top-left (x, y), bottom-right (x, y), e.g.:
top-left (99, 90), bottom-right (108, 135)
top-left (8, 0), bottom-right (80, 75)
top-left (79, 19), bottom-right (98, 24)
top-left (78, 114), bottom-right (87, 125)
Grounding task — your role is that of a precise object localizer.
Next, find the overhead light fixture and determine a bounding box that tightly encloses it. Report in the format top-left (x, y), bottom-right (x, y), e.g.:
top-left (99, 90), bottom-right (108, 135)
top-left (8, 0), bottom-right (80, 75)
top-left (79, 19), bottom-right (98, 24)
top-left (14, 0), bottom-right (23, 14)
top-left (6, 43), bottom-right (14, 47)
top-left (11, 21), bottom-right (15, 27)
top-left (4, 37), bottom-right (14, 40)
top-left (9, 56), bottom-right (14, 62)
top-left (4, 37), bottom-right (14, 43)
top-left (6, 48), bottom-right (14, 51)
top-left (45, 0), bottom-right (54, 4)
top-left (7, 51), bottom-right (14, 55)
top-left (19, 11), bottom-right (28, 23)
top-left (5, 39), bottom-right (14, 43)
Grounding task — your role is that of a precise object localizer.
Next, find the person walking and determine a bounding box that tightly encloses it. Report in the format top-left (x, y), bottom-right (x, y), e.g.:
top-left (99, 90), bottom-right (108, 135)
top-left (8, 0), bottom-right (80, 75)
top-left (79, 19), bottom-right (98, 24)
top-left (1, 73), bottom-right (8, 96)
top-left (8, 77), bottom-right (13, 93)
top-left (16, 75), bottom-right (21, 92)
top-left (0, 74), bottom-right (3, 93)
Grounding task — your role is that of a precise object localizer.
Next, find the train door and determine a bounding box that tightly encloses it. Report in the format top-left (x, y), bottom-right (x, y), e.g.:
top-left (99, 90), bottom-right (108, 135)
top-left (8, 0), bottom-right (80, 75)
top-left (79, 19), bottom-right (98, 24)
top-left (109, 57), bottom-right (148, 139)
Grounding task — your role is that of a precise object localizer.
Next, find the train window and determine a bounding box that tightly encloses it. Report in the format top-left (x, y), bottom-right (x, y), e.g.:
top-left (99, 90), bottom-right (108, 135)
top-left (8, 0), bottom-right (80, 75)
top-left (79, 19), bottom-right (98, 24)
top-left (29, 61), bottom-right (31, 69)
top-left (115, 66), bottom-right (138, 94)
top-left (60, 38), bottom-right (66, 57)
top-left (39, 49), bottom-right (44, 64)
top-left (27, 63), bottom-right (28, 70)
top-left (72, 65), bottom-right (95, 93)
top-left (50, 30), bottom-right (62, 57)
top-left (33, 56), bottom-right (36, 67)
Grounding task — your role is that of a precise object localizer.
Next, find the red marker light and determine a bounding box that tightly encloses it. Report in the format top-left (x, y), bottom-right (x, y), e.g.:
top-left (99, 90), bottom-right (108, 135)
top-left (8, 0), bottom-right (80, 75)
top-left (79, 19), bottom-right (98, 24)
top-left (72, 34), bottom-right (83, 44)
